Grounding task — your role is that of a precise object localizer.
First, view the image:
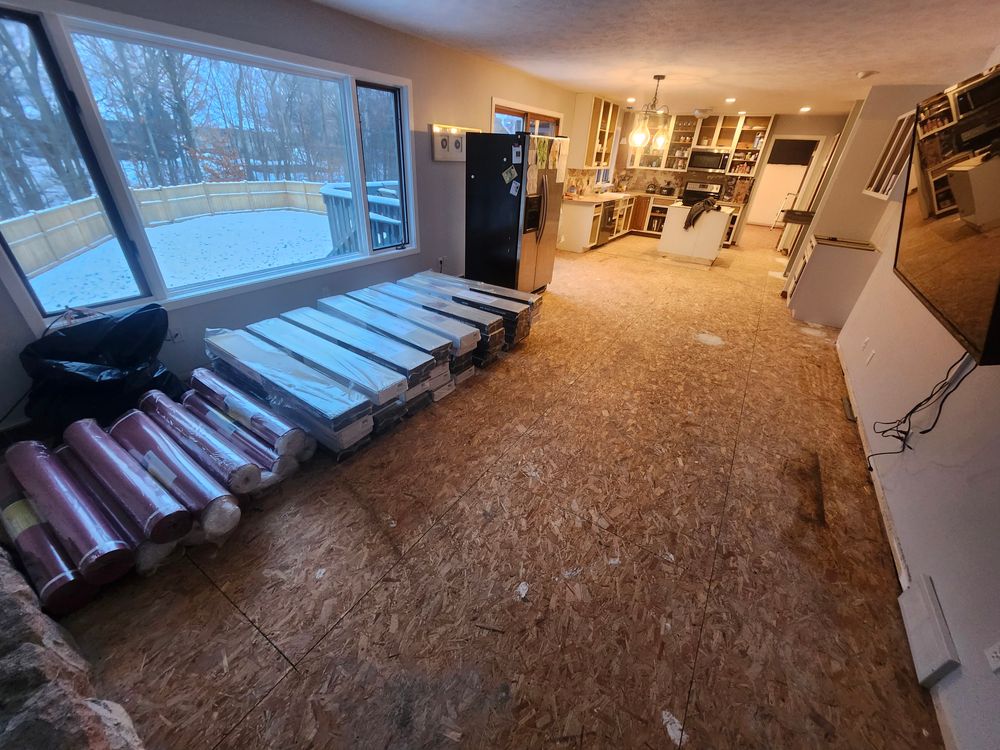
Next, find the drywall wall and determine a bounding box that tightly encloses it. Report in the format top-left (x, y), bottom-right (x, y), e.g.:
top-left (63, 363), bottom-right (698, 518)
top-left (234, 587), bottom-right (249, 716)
top-left (837, 78), bottom-right (1000, 748)
top-left (761, 113), bottom-right (849, 214)
top-left (810, 85), bottom-right (940, 241)
top-left (0, 0), bottom-right (579, 426)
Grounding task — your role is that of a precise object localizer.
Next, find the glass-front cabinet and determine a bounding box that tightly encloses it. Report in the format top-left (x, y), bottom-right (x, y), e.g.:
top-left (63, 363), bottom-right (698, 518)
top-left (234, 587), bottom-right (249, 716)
top-left (628, 114), bottom-right (772, 175)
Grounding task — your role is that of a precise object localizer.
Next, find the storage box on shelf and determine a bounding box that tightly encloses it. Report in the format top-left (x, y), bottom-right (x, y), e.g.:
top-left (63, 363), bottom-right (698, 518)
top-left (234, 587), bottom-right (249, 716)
top-left (568, 94), bottom-right (622, 169)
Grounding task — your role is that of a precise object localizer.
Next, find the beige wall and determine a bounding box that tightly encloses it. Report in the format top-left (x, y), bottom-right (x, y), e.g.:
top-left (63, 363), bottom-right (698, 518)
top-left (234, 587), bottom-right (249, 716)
top-left (0, 0), bottom-right (579, 426)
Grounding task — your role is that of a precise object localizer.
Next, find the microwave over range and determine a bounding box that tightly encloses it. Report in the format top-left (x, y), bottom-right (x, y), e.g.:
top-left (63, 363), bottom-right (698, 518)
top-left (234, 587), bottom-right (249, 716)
top-left (687, 148), bottom-right (730, 173)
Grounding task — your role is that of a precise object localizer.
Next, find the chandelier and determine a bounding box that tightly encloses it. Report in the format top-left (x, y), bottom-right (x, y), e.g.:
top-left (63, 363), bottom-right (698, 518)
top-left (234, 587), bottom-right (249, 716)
top-left (629, 74), bottom-right (669, 149)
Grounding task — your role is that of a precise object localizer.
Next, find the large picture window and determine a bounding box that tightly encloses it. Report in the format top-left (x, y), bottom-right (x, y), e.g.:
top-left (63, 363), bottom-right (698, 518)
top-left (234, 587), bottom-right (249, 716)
top-left (0, 10), bottom-right (414, 326)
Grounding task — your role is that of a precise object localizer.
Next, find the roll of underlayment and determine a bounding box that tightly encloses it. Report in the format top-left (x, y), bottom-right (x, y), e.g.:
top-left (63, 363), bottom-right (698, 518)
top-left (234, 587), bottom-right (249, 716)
top-left (138, 390), bottom-right (261, 495)
top-left (63, 419), bottom-right (192, 545)
top-left (189, 368), bottom-right (308, 457)
top-left (54, 445), bottom-right (175, 576)
top-left (108, 410), bottom-right (241, 539)
top-left (179, 391), bottom-right (298, 478)
top-left (4, 441), bottom-right (133, 585)
top-left (0, 463), bottom-right (97, 615)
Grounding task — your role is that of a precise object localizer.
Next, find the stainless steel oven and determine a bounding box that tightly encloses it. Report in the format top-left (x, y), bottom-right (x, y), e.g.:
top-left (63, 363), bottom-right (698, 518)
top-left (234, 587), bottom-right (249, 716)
top-left (682, 181), bottom-right (722, 206)
top-left (687, 149), bottom-right (730, 173)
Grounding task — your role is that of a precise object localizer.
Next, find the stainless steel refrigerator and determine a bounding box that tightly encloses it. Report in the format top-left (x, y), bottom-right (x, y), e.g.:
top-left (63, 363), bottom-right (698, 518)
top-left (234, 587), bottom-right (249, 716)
top-left (465, 132), bottom-right (568, 292)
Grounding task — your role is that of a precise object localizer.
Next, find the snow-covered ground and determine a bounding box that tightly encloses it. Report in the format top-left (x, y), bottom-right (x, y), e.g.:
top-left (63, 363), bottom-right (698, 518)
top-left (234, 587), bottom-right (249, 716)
top-left (30, 210), bottom-right (338, 311)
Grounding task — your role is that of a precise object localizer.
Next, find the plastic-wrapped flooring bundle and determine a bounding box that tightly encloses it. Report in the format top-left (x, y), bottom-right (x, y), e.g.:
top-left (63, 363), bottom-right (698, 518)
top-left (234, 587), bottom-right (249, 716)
top-left (54, 445), bottom-right (175, 575)
top-left (138, 390), bottom-right (262, 495)
top-left (248, 317), bottom-right (406, 406)
top-left (280, 308), bottom-right (438, 386)
top-left (204, 330), bottom-right (373, 452)
top-left (317, 295), bottom-right (452, 366)
top-left (371, 283), bottom-right (505, 366)
top-left (0, 464), bottom-right (96, 615)
top-left (64, 419), bottom-right (193, 544)
top-left (4, 441), bottom-right (134, 585)
top-left (415, 269), bottom-right (543, 320)
top-left (371, 398), bottom-right (406, 435)
top-left (345, 287), bottom-right (479, 357)
top-left (189, 368), bottom-right (309, 457)
top-left (109, 410), bottom-right (242, 538)
top-left (398, 276), bottom-right (531, 346)
top-left (179, 392), bottom-right (298, 478)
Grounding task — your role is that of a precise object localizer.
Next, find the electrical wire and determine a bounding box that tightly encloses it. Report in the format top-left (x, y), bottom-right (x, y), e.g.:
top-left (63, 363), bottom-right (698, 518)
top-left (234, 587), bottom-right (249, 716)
top-left (866, 352), bottom-right (976, 470)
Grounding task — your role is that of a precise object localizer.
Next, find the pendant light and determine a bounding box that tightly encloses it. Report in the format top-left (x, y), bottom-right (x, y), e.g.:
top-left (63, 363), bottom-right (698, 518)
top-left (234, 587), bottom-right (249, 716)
top-left (629, 74), bottom-right (668, 150)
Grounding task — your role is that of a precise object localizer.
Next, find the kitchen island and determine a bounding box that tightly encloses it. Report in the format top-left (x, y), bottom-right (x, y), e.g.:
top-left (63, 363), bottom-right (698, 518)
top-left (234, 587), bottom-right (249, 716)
top-left (657, 203), bottom-right (733, 265)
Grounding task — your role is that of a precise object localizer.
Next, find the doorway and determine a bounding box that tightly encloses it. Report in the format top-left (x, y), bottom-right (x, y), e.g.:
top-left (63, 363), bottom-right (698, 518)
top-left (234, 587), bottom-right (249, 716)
top-left (746, 138), bottom-right (820, 226)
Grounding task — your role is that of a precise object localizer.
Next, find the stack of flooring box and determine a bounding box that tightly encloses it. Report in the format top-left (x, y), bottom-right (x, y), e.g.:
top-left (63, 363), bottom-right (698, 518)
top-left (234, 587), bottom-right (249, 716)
top-left (371, 282), bottom-right (506, 367)
top-left (344, 287), bottom-right (480, 382)
top-left (414, 270), bottom-right (543, 322)
top-left (398, 274), bottom-right (533, 346)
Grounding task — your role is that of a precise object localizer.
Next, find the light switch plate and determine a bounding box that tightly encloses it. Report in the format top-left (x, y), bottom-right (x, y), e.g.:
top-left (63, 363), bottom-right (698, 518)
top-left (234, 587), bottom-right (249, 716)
top-left (985, 640), bottom-right (1000, 674)
top-left (898, 575), bottom-right (960, 688)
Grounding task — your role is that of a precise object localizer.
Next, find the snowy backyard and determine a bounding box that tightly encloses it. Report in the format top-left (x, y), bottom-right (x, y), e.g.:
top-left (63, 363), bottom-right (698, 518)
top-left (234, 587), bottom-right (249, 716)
top-left (30, 211), bottom-right (337, 310)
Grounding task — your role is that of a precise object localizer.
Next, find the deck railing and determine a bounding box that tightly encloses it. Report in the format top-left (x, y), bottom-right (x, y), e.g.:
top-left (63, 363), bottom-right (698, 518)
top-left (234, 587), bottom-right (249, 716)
top-left (1, 179), bottom-right (402, 275)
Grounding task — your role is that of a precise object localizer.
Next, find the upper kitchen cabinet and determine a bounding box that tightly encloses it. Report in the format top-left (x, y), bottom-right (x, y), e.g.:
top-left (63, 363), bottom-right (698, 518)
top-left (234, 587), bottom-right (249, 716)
top-left (728, 115), bottom-right (773, 175)
top-left (568, 93), bottom-right (621, 169)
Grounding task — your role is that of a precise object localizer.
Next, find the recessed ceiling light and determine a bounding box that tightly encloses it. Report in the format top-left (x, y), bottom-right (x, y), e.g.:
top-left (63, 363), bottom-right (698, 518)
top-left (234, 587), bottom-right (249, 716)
top-left (626, 97), bottom-right (636, 103)
top-left (725, 97), bottom-right (736, 103)
top-left (737, 110), bottom-right (747, 115)
top-left (799, 106), bottom-right (812, 112)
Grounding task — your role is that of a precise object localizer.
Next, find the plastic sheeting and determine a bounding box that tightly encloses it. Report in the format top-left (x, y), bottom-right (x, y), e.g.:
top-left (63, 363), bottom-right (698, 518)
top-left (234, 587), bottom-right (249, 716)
top-left (248, 317), bottom-right (406, 406)
top-left (189, 368), bottom-right (308, 457)
top-left (139, 390), bottom-right (262, 495)
top-left (64, 419), bottom-right (192, 544)
top-left (180, 391), bottom-right (297, 478)
top-left (317, 295), bottom-right (452, 365)
top-left (345, 287), bottom-right (480, 356)
top-left (203, 329), bottom-right (371, 432)
top-left (0, 464), bottom-right (96, 615)
top-left (109, 410), bottom-right (241, 539)
top-left (4, 441), bottom-right (133, 585)
top-left (280, 308), bottom-right (436, 386)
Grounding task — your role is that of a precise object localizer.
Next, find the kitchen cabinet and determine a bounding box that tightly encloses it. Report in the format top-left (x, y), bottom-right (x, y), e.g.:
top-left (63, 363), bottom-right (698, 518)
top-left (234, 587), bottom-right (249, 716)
top-left (727, 116), bottom-right (772, 177)
top-left (626, 114), bottom-right (698, 172)
top-left (557, 194), bottom-right (635, 251)
top-left (627, 114), bottom-right (772, 177)
top-left (694, 115), bottom-right (743, 149)
top-left (568, 94), bottom-right (621, 169)
top-left (630, 195), bottom-right (651, 230)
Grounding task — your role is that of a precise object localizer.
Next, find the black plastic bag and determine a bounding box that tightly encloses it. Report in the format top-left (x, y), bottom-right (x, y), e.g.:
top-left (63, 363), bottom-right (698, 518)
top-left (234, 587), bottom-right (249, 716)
top-left (20, 304), bottom-right (185, 434)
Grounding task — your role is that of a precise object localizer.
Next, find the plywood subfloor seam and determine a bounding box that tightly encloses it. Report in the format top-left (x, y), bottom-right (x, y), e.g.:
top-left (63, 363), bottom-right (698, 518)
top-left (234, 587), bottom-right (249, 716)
top-left (676, 265), bottom-right (772, 746)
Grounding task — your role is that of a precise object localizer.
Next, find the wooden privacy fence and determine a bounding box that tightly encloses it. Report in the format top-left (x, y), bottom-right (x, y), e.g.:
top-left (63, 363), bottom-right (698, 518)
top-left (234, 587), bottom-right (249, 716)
top-left (2, 179), bottom-right (402, 276)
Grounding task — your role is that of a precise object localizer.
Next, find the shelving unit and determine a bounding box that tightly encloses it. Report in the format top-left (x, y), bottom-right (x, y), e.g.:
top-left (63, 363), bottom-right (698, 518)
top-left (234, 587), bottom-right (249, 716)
top-left (665, 116), bottom-right (698, 171)
top-left (726, 116), bottom-right (772, 177)
top-left (568, 93), bottom-right (622, 170)
top-left (917, 92), bottom-right (954, 138)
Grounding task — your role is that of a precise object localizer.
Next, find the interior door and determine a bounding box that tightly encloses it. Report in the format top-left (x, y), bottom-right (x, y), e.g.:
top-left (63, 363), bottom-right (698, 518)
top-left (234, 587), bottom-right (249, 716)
top-left (746, 139), bottom-right (818, 226)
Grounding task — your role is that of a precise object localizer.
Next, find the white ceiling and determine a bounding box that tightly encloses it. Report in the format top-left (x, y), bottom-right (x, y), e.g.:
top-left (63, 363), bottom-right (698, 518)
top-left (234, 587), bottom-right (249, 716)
top-left (314, 0), bottom-right (1000, 114)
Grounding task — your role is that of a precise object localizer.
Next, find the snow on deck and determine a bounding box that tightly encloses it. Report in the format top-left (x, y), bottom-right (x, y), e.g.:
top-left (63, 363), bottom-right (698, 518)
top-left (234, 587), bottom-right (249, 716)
top-left (31, 210), bottom-right (339, 311)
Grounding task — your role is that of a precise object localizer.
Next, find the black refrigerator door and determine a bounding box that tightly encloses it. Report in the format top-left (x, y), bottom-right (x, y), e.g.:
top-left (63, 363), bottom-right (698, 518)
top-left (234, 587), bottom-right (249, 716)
top-left (465, 132), bottom-right (525, 288)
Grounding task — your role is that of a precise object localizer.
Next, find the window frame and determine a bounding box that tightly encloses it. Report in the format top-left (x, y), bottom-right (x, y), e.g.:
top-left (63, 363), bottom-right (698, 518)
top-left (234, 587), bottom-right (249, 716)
top-left (0, 2), bottom-right (419, 336)
top-left (355, 80), bottom-right (410, 251)
top-left (0, 7), bottom-right (154, 316)
top-left (490, 97), bottom-right (563, 136)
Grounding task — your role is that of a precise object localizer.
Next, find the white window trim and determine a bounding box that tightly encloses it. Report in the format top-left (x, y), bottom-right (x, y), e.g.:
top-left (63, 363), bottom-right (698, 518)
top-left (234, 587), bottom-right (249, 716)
top-left (0, 0), bottom-right (420, 337)
top-left (491, 96), bottom-right (564, 135)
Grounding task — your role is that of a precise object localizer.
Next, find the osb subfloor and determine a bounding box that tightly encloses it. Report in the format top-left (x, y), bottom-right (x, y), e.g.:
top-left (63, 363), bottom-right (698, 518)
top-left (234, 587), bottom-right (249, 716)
top-left (63, 226), bottom-right (944, 749)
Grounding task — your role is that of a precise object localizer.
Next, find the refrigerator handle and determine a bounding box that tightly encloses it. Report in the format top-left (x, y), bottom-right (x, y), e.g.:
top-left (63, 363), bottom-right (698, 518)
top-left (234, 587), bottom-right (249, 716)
top-left (537, 173), bottom-right (547, 244)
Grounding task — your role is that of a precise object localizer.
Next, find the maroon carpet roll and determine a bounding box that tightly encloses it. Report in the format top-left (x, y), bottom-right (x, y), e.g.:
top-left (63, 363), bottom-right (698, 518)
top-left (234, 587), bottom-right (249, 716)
top-left (138, 390), bottom-right (261, 495)
top-left (63, 419), bottom-right (192, 544)
top-left (0, 464), bottom-right (96, 615)
top-left (109, 410), bottom-right (241, 538)
top-left (180, 391), bottom-right (297, 478)
top-left (4, 441), bottom-right (133, 586)
top-left (54, 445), bottom-right (176, 575)
top-left (189, 368), bottom-right (308, 456)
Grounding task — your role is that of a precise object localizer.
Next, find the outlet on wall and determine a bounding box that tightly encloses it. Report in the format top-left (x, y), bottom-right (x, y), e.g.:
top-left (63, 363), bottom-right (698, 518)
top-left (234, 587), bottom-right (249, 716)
top-left (986, 640), bottom-right (1000, 674)
top-left (165, 329), bottom-right (184, 343)
top-left (438, 256), bottom-right (445, 272)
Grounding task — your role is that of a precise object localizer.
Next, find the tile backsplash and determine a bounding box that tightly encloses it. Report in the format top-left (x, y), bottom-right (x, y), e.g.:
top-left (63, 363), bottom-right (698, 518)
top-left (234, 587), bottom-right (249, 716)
top-left (564, 168), bottom-right (685, 196)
